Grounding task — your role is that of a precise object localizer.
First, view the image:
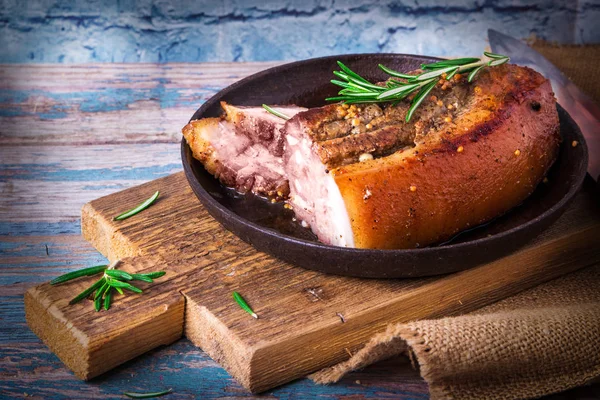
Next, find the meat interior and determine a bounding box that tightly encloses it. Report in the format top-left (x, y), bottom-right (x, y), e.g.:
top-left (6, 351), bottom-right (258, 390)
top-left (284, 120), bottom-right (355, 247)
top-left (182, 103), bottom-right (306, 198)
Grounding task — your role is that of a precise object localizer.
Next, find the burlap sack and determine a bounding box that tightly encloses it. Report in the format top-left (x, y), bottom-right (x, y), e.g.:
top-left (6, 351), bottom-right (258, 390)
top-left (311, 44), bottom-right (600, 400)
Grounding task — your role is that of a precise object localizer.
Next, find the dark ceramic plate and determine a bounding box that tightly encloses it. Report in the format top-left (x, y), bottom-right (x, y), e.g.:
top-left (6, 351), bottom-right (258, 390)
top-left (181, 54), bottom-right (588, 278)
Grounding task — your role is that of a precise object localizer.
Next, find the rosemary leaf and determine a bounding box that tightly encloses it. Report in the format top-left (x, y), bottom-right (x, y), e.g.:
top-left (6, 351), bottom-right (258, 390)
top-left (377, 82), bottom-right (421, 100)
top-left (468, 65), bottom-right (485, 83)
top-left (94, 294), bottom-right (102, 312)
top-left (346, 81), bottom-right (379, 92)
top-left (262, 104), bottom-right (290, 120)
top-left (445, 66), bottom-right (460, 81)
top-left (130, 273), bottom-right (153, 283)
top-left (94, 281), bottom-right (110, 312)
top-left (337, 61), bottom-right (370, 84)
top-left (406, 80), bottom-right (437, 122)
top-left (344, 75), bottom-right (385, 91)
top-left (233, 291), bottom-right (258, 319)
top-left (109, 279), bottom-right (143, 293)
top-left (483, 51), bottom-right (507, 60)
top-left (104, 288), bottom-right (113, 310)
top-left (50, 265), bottom-right (107, 285)
top-left (333, 70), bottom-right (350, 81)
top-left (421, 57), bottom-right (480, 70)
top-left (330, 79), bottom-right (354, 89)
top-left (114, 191), bottom-right (160, 221)
top-left (413, 66), bottom-right (459, 82)
top-left (341, 98), bottom-right (390, 104)
top-left (114, 286), bottom-right (124, 295)
top-left (488, 57), bottom-right (509, 67)
top-left (123, 388), bottom-right (172, 399)
top-left (339, 91), bottom-right (381, 98)
top-left (325, 96), bottom-right (352, 102)
top-left (105, 269), bottom-right (133, 281)
top-left (143, 271), bottom-right (166, 279)
top-left (94, 281), bottom-right (109, 301)
top-left (69, 278), bottom-right (105, 305)
top-left (378, 64), bottom-right (414, 79)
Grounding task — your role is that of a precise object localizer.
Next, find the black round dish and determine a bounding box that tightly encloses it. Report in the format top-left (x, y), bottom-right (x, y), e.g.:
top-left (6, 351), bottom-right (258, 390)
top-left (181, 53), bottom-right (588, 278)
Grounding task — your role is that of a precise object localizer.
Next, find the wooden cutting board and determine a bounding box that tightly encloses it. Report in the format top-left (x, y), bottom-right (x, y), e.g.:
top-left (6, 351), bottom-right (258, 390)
top-left (25, 172), bottom-right (600, 393)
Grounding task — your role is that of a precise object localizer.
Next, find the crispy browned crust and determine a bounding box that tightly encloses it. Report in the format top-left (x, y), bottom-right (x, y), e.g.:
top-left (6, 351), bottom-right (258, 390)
top-left (332, 65), bottom-right (561, 249)
top-left (182, 118), bottom-right (241, 189)
top-left (182, 118), bottom-right (221, 177)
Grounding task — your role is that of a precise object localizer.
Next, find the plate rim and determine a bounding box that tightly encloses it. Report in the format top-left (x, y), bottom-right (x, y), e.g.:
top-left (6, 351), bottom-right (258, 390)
top-left (181, 53), bottom-right (589, 264)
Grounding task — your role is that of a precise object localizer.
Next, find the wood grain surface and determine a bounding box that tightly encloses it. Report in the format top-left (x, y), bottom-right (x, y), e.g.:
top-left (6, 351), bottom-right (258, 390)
top-left (25, 170), bottom-right (600, 393)
top-left (3, 62), bottom-right (600, 399)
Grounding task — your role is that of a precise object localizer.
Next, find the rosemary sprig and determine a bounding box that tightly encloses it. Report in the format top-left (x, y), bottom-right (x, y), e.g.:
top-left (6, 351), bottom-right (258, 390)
top-left (50, 264), bottom-right (107, 285)
top-left (262, 104), bottom-right (290, 120)
top-left (123, 388), bottom-right (172, 399)
top-left (326, 51), bottom-right (510, 122)
top-left (50, 260), bottom-right (166, 311)
top-left (114, 191), bottom-right (160, 221)
top-left (233, 291), bottom-right (258, 319)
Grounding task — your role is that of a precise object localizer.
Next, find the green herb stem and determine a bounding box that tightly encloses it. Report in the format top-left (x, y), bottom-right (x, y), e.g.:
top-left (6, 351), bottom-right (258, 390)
top-left (109, 279), bottom-right (143, 293)
top-left (143, 271), bottom-right (166, 279)
top-left (327, 51), bottom-right (509, 121)
top-left (50, 265), bottom-right (107, 285)
top-left (262, 104), bottom-right (291, 120)
top-left (123, 389), bottom-right (173, 399)
top-left (53, 263), bottom-right (165, 311)
top-left (104, 288), bottom-right (113, 310)
top-left (233, 291), bottom-right (258, 319)
top-left (68, 278), bottom-right (105, 305)
top-left (113, 191), bottom-right (160, 221)
top-left (130, 273), bottom-right (154, 283)
top-left (105, 269), bottom-right (133, 281)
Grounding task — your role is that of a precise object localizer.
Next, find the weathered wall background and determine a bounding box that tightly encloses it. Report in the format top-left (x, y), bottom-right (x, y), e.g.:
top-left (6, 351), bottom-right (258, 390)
top-left (1, 0), bottom-right (599, 63)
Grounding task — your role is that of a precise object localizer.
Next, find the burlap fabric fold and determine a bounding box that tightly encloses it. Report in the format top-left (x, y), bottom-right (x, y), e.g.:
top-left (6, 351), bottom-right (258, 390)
top-left (311, 44), bottom-right (600, 400)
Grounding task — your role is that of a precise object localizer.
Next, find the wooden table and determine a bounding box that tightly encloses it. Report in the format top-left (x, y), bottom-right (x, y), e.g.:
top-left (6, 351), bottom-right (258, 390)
top-left (1, 63), bottom-right (598, 399)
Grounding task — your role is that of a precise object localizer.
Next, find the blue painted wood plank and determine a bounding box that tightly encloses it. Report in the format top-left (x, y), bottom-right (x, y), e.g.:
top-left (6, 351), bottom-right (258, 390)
top-left (3, 63), bottom-right (596, 399)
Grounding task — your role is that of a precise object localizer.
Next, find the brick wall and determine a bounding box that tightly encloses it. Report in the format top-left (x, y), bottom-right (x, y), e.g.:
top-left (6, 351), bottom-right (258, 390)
top-left (1, 0), bottom-right (598, 63)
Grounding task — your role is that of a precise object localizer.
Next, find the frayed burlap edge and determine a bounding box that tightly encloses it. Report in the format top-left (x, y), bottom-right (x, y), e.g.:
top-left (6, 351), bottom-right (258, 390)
top-left (311, 304), bottom-right (600, 400)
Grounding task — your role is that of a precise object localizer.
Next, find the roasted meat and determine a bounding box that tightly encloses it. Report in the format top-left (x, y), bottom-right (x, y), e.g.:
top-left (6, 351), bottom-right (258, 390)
top-left (183, 64), bottom-right (560, 249)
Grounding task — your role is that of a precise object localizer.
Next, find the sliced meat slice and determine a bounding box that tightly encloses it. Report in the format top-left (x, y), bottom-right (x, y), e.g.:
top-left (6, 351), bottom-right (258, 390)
top-left (221, 102), bottom-right (307, 157)
top-left (182, 117), bottom-right (289, 199)
top-left (182, 102), bottom-right (306, 199)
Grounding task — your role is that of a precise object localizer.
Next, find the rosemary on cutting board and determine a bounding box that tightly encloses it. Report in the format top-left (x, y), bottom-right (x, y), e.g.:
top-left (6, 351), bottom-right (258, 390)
top-left (233, 291), bottom-right (258, 319)
top-left (113, 191), bottom-right (160, 221)
top-left (326, 51), bottom-right (510, 122)
top-left (50, 260), bottom-right (166, 311)
top-left (123, 388), bottom-right (173, 399)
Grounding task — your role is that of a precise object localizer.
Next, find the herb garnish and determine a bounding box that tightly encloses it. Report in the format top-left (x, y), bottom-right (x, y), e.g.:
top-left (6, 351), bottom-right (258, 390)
top-left (326, 51), bottom-right (510, 122)
top-left (262, 104), bottom-right (290, 120)
top-left (50, 260), bottom-right (166, 311)
top-left (114, 191), bottom-right (160, 221)
top-left (233, 291), bottom-right (258, 319)
top-left (123, 388), bottom-right (172, 398)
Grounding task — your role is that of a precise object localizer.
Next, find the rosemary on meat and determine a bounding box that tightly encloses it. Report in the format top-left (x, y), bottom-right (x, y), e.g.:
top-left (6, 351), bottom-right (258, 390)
top-left (262, 104), bottom-right (291, 120)
top-left (114, 191), bottom-right (160, 221)
top-left (50, 260), bottom-right (166, 311)
top-left (233, 291), bottom-right (258, 319)
top-left (326, 51), bottom-right (510, 122)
